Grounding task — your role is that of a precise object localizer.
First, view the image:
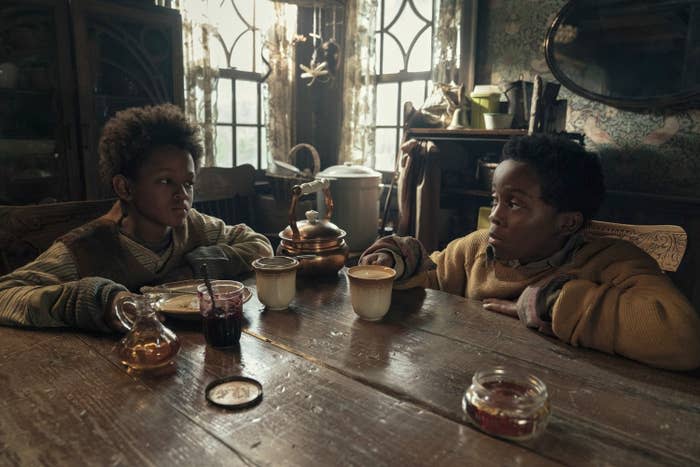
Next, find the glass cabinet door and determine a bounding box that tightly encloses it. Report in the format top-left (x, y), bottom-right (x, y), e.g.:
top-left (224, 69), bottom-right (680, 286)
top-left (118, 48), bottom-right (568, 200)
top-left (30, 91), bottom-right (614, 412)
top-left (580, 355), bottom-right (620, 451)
top-left (71, 0), bottom-right (183, 199)
top-left (0, 0), bottom-right (80, 204)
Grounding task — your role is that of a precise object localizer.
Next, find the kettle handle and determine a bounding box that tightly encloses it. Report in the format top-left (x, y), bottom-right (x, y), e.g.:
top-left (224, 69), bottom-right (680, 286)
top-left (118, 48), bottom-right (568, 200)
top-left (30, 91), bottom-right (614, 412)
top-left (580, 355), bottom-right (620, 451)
top-left (288, 178), bottom-right (334, 238)
top-left (296, 178), bottom-right (329, 196)
top-left (287, 143), bottom-right (321, 175)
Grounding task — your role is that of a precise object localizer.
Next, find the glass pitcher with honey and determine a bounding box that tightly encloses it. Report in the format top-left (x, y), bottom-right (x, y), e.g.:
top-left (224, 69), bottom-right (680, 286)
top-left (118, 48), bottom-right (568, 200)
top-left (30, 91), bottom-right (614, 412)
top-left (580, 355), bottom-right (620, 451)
top-left (113, 294), bottom-right (181, 372)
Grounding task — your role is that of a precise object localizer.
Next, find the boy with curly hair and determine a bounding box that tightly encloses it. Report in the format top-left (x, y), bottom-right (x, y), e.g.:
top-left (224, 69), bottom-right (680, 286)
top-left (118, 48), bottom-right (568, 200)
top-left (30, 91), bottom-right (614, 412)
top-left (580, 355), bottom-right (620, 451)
top-left (361, 134), bottom-right (700, 370)
top-left (0, 104), bottom-right (272, 332)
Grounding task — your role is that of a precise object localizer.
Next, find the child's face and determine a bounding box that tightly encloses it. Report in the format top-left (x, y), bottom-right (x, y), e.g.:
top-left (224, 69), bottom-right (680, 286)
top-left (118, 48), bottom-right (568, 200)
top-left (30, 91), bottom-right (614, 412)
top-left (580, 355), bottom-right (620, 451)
top-left (126, 145), bottom-right (196, 234)
top-left (488, 159), bottom-right (572, 262)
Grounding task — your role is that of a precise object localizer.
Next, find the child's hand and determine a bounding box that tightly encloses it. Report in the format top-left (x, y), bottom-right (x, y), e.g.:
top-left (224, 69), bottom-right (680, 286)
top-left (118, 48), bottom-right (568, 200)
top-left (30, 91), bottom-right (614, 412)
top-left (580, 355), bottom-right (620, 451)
top-left (482, 298), bottom-right (518, 317)
top-left (186, 245), bottom-right (229, 279)
top-left (359, 252), bottom-right (395, 268)
top-left (483, 288), bottom-right (554, 335)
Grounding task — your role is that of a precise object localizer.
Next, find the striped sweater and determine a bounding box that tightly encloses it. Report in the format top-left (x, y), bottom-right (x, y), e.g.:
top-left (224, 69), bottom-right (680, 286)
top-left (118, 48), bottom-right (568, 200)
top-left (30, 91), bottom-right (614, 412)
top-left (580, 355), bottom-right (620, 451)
top-left (0, 207), bottom-right (272, 332)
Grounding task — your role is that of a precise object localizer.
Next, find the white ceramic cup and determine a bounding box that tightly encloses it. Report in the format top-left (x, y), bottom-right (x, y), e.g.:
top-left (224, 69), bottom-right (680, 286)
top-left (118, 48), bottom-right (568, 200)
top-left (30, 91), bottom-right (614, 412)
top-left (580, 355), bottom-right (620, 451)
top-left (484, 113), bottom-right (514, 130)
top-left (252, 256), bottom-right (299, 310)
top-left (347, 265), bottom-right (397, 321)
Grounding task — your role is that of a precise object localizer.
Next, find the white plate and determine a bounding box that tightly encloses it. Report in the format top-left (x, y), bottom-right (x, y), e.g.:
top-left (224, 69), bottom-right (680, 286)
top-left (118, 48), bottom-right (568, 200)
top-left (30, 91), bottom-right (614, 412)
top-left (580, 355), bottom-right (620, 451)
top-left (153, 280), bottom-right (252, 319)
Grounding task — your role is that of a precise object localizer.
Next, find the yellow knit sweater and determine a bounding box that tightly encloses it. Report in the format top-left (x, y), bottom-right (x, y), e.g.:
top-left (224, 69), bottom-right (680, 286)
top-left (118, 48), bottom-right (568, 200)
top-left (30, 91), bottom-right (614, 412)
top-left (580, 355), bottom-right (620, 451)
top-left (402, 229), bottom-right (700, 370)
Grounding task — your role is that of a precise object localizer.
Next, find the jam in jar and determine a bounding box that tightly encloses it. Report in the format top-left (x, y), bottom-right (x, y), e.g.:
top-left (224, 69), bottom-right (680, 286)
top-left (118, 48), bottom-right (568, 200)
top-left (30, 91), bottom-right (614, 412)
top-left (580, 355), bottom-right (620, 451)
top-left (462, 366), bottom-right (550, 441)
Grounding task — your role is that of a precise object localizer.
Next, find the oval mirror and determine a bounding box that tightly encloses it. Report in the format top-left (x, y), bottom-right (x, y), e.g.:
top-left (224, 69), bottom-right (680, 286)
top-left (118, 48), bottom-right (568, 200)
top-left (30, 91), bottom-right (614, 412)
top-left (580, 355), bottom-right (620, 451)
top-left (544, 0), bottom-right (700, 110)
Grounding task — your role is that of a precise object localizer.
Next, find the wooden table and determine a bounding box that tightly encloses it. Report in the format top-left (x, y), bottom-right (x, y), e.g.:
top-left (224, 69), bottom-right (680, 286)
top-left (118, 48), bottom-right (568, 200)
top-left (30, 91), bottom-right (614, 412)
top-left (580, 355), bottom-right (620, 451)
top-left (1, 271), bottom-right (699, 466)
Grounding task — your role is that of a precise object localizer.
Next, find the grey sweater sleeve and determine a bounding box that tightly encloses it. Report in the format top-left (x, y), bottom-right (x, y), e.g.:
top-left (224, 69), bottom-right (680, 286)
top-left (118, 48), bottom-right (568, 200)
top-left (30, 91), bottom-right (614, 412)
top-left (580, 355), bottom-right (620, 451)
top-left (0, 242), bottom-right (127, 332)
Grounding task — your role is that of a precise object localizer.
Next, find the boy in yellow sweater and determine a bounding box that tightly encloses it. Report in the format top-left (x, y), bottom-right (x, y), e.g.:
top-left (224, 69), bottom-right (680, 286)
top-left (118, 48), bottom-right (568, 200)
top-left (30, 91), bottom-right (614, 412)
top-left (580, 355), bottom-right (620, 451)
top-left (0, 104), bottom-right (272, 333)
top-left (360, 134), bottom-right (700, 370)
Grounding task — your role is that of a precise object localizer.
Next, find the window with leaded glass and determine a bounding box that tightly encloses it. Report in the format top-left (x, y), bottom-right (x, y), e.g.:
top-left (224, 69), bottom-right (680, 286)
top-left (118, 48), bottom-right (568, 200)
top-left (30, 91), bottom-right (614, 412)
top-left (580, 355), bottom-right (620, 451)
top-left (374, 0), bottom-right (435, 172)
top-left (211, 1), bottom-right (296, 169)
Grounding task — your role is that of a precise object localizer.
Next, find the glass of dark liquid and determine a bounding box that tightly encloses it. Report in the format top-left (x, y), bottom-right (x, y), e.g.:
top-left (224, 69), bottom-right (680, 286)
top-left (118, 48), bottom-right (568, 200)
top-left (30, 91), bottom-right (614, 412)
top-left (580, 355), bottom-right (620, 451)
top-left (197, 280), bottom-right (244, 349)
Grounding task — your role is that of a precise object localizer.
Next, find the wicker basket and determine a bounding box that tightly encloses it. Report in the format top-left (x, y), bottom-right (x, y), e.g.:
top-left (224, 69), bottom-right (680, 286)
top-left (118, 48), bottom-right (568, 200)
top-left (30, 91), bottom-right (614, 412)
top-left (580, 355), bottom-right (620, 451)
top-left (266, 143), bottom-right (321, 205)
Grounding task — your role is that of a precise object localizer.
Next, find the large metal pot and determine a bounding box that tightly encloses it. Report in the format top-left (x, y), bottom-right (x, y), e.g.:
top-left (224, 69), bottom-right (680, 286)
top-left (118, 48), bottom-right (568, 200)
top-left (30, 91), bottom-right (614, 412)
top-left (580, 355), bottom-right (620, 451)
top-left (315, 163), bottom-right (381, 252)
top-left (277, 179), bottom-right (349, 276)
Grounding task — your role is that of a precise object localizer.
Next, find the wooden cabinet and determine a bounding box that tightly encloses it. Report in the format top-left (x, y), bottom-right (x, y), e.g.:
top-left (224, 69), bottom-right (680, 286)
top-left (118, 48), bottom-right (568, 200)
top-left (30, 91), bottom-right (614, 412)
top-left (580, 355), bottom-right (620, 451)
top-left (72, 0), bottom-right (183, 199)
top-left (0, 0), bottom-right (79, 204)
top-left (0, 0), bottom-right (182, 204)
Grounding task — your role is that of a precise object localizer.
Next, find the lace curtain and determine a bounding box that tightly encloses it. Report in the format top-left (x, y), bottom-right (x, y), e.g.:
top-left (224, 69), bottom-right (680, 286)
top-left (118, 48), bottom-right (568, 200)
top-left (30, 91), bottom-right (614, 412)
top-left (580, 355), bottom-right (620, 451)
top-left (339, 0), bottom-right (463, 166)
top-left (176, 0), bottom-right (218, 167)
top-left (264, 5), bottom-right (296, 166)
top-left (176, 1), bottom-right (296, 168)
top-left (339, 0), bottom-right (377, 167)
top-left (433, 0), bottom-right (462, 84)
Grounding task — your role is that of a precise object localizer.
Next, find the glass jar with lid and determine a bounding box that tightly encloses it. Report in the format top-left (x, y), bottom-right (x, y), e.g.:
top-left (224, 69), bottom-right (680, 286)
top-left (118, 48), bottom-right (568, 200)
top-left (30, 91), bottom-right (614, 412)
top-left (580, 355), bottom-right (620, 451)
top-left (462, 366), bottom-right (551, 441)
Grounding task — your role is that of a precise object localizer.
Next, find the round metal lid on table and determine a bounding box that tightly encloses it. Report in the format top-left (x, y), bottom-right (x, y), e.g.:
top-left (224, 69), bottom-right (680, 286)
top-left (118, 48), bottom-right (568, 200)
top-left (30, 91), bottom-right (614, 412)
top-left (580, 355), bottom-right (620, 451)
top-left (205, 376), bottom-right (263, 409)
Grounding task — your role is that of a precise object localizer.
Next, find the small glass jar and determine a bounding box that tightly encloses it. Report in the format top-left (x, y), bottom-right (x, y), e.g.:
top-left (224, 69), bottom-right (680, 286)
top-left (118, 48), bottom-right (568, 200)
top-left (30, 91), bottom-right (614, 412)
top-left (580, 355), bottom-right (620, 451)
top-left (462, 366), bottom-right (550, 441)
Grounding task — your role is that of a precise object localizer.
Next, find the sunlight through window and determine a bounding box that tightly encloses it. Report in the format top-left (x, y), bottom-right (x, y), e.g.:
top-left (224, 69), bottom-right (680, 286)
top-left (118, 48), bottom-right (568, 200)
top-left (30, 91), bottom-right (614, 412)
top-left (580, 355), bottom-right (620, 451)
top-left (374, 0), bottom-right (435, 172)
top-left (206, 0), bottom-right (296, 169)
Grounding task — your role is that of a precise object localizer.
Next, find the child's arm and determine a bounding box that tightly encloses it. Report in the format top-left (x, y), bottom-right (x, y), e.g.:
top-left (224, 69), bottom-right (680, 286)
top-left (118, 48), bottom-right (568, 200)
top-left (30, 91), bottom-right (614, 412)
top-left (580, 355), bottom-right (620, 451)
top-left (551, 241), bottom-right (700, 370)
top-left (0, 242), bottom-right (128, 332)
top-left (359, 235), bottom-right (438, 289)
top-left (185, 211), bottom-right (273, 277)
top-left (360, 233), bottom-right (478, 295)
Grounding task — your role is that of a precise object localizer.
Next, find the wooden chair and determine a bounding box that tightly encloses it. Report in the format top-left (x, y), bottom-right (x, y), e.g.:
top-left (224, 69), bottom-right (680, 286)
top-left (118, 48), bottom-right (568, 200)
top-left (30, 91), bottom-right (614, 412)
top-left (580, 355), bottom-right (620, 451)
top-left (0, 199), bottom-right (116, 275)
top-left (584, 220), bottom-right (687, 272)
top-left (193, 164), bottom-right (257, 228)
top-left (475, 210), bottom-right (687, 273)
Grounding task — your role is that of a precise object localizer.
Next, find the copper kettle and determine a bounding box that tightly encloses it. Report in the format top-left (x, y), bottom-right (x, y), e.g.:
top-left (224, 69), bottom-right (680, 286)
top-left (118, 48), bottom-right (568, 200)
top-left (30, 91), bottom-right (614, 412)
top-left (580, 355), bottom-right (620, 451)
top-left (277, 178), bottom-right (349, 276)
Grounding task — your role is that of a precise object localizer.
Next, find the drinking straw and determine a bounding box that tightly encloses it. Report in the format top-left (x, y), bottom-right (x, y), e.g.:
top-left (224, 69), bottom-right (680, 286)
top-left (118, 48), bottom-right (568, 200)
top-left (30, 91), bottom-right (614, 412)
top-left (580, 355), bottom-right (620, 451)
top-left (200, 264), bottom-right (216, 305)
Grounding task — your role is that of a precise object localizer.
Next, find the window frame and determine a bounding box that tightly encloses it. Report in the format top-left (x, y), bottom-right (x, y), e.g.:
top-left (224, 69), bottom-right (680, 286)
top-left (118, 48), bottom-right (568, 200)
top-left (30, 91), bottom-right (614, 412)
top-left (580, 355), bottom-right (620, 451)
top-left (210, 0), bottom-right (281, 170)
top-left (372, 0), bottom-right (435, 174)
top-left (215, 68), bottom-right (267, 169)
top-left (372, 0), bottom-right (478, 175)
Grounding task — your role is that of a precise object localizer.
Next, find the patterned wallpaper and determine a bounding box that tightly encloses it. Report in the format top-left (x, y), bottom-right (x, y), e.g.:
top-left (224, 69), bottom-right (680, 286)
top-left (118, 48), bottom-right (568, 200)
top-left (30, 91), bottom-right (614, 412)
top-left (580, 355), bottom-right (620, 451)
top-left (474, 0), bottom-right (700, 197)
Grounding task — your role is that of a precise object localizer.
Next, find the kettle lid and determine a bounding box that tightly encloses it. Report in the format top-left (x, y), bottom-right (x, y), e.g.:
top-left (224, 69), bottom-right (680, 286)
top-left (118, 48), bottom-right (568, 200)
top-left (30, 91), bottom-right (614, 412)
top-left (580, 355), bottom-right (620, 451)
top-left (279, 210), bottom-right (346, 242)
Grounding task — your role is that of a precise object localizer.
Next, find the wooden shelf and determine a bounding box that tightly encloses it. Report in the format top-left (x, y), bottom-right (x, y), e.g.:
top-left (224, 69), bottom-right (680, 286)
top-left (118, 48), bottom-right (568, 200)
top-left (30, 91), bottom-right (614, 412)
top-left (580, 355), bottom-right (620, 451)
top-left (93, 93), bottom-right (151, 103)
top-left (607, 190), bottom-right (700, 206)
top-left (0, 88), bottom-right (53, 97)
top-left (443, 188), bottom-right (491, 198)
top-left (407, 128), bottom-right (527, 137)
top-left (0, 139), bottom-right (55, 157)
top-left (405, 129), bottom-right (585, 145)
top-left (444, 187), bottom-right (700, 206)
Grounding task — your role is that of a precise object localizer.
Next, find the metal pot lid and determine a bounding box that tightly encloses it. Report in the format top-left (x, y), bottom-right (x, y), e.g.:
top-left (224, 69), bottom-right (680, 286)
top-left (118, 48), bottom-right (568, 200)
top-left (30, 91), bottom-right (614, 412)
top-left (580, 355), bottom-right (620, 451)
top-left (316, 162), bottom-right (381, 179)
top-left (205, 376), bottom-right (263, 410)
top-left (279, 210), bottom-right (346, 243)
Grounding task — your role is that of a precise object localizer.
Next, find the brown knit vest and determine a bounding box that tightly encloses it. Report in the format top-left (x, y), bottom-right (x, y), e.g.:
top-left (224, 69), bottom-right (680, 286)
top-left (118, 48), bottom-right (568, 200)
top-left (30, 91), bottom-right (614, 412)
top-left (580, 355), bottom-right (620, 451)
top-left (57, 202), bottom-right (210, 292)
top-left (58, 217), bottom-right (156, 292)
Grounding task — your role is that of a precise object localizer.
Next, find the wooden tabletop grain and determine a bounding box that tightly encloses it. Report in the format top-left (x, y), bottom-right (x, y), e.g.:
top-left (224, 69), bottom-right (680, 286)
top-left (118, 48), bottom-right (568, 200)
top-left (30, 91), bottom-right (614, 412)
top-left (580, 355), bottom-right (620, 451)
top-left (1, 270), bottom-right (698, 466)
